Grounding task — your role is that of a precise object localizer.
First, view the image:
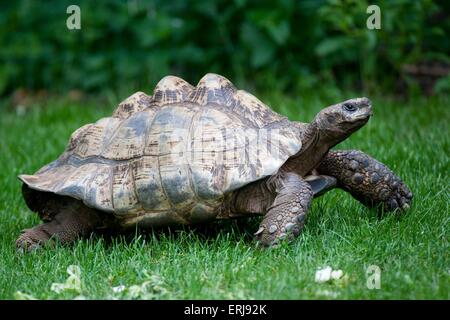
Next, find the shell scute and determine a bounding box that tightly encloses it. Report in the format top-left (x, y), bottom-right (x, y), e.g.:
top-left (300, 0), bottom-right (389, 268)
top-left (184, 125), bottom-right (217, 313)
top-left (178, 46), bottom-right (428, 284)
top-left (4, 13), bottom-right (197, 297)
top-left (188, 73), bottom-right (286, 127)
top-left (112, 92), bottom-right (152, 119)
top-left (112, 163), bottom-right (139, 214)
top-left (151, 76), bottom-right (194, 106)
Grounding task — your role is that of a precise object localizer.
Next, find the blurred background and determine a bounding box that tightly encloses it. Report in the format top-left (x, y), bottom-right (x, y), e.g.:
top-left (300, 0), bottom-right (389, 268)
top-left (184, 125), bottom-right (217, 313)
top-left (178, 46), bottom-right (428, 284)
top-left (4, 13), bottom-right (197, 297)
top-left (0, 0), bottom-right (449, 106)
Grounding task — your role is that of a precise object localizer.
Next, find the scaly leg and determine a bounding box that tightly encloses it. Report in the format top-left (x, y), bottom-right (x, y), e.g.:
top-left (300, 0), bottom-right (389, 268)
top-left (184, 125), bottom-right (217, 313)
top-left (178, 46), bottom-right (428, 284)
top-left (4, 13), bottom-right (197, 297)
top-left (317, 150), bottom-right (413, 212)
top-left (233, 172), bottom-right (313, 247)
top-left (16, 200), bottom-right (104, 252)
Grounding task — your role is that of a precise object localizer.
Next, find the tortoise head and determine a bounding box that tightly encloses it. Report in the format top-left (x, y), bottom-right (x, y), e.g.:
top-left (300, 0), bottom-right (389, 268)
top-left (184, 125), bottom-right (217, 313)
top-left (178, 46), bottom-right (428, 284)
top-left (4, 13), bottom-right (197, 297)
top-left (313, 97), bottom-right (372, 146)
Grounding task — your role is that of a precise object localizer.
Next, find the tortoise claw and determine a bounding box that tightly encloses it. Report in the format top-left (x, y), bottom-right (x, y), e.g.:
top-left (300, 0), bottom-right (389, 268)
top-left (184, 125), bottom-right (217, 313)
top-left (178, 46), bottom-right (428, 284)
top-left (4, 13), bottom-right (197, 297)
top-left (254, 226), bottom-right (264, 236)
top-left (382, 179), bottom-right (413, 213)
top-left (16, 234), bottom-right (43, 253)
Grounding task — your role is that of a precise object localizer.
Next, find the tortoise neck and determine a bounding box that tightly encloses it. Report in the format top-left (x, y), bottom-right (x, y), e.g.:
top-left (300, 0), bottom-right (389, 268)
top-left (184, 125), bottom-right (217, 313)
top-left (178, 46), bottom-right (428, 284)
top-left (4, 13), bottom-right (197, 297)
top-left (280, 120), bottom-right (331, 175)
top-left (301, 121), bottom-right (320, 151)
top-left (301, 120), bottom-right (332, 168)
top-left (305, 116), bottom-right (348, 150)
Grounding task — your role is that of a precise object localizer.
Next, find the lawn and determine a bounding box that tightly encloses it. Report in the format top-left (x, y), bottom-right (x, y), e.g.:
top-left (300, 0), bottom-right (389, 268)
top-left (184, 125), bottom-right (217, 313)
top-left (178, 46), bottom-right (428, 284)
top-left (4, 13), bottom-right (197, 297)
top-left (0, 92), bottom-right (448, 299)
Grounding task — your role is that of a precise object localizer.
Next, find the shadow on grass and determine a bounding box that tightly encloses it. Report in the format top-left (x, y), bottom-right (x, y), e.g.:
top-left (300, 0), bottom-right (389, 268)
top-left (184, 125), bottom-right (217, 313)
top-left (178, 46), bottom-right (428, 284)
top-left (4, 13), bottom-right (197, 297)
top-left (93, 216), bottom-right (261, 248)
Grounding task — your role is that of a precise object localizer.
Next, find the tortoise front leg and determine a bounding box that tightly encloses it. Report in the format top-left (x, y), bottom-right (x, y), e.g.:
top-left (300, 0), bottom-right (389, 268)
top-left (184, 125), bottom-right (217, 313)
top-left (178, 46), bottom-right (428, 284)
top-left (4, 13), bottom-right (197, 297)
top-left (317, 150), bottom-right (413, 212)
top-left (235, 172), bottom-right (313, 247)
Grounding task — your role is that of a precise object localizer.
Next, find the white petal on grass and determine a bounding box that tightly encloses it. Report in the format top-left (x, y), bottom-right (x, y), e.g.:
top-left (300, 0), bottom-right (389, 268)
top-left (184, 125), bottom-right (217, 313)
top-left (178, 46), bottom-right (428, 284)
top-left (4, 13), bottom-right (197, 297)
top-left (315, 267), bottom-right (345, 284)
top-left (331, 270), bottom-right (344, 280)
top-left (315, 266), bottom-right (332, 283)
top-left (51, 265), bottom-right (82, 294)
top-left (112, 285), bottom-right (126, 293)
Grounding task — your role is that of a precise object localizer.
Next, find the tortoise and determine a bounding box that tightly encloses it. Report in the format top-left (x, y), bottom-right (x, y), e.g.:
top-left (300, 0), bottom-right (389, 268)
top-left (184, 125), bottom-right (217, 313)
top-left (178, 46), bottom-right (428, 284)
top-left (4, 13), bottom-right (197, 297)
top-left (16, 73), bottom-right (413, 251)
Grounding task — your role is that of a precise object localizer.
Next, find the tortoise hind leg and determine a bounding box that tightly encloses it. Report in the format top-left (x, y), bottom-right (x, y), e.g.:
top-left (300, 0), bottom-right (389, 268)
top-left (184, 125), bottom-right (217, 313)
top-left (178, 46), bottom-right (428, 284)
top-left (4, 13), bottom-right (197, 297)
top-left (317, 150), bottom-right (413, 212)
top-left (16, 200), bottom-right (104, 252)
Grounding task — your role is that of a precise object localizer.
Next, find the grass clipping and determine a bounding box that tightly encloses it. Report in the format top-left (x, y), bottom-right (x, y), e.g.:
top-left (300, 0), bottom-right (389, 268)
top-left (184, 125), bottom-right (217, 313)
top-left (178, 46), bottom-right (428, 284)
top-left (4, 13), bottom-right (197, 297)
top-left (314, 266), bottom-right (350, 298)
top-left (14, 265), bottom-right (169, 300)
top-left (50, 265), bottom-right (82, 295)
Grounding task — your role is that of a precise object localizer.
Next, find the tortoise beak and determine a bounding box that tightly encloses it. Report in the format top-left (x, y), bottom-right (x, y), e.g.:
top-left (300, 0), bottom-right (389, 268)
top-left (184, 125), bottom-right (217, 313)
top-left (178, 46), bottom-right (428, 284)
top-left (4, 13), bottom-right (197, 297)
top-left (358, 97), bottom-right (373, 118)
top-left (366, 99), bottom-right (373, 117)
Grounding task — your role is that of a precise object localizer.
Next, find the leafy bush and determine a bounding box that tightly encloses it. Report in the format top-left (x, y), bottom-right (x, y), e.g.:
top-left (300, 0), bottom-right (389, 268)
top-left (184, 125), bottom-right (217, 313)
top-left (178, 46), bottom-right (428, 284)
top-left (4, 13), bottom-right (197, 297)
top-left (0, 0), bottom-right (448, 96)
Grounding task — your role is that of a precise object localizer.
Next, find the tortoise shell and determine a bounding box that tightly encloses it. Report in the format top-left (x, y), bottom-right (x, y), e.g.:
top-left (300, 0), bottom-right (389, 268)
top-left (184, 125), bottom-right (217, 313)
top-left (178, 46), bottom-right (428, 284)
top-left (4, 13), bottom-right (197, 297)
top-left (19, 74), bottom-right (302, 227)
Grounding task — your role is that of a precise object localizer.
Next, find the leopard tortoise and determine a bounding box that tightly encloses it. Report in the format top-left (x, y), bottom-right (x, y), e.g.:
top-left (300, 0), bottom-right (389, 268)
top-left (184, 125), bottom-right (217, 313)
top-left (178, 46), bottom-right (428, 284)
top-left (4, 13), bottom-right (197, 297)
top-left (16, 73), bottom-right (413, 251)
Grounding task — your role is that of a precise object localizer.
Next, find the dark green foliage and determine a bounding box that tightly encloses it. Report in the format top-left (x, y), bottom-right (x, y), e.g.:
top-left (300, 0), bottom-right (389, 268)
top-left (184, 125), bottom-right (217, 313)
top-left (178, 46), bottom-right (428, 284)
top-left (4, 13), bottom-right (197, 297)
top-left (0, 0), bottom-right (448, 95)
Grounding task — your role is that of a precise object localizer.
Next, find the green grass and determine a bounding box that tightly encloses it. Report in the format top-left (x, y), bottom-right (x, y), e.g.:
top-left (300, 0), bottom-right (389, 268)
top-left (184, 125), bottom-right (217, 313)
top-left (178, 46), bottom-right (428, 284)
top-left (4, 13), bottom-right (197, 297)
top-left (0, 93), bottom-right (448, 300)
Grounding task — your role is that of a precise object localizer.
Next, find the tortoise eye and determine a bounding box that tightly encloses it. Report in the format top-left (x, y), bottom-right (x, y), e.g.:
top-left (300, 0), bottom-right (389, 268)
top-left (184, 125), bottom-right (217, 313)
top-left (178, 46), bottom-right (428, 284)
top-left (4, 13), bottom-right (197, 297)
top-left (343, 103), bottom-right (357, 112)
